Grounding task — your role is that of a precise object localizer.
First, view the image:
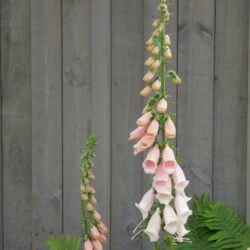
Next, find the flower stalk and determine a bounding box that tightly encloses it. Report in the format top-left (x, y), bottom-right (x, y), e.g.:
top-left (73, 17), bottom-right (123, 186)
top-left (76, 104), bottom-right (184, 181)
top-left (80, 135), bottom-right (108, 249)
top-left (129, 0), bottom-right (192, 248)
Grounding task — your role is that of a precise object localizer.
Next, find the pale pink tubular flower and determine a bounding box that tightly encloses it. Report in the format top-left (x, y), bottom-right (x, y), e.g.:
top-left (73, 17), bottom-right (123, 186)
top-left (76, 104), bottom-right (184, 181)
top-left (142, 145), bottom-right (160, 174)
top-left (162, 145), bottom-right (176, 168)
top-left (152, 79), bottom-right (161, 90)
top-left (175, 194), bottom-right (192, 224)
top-left (141, 104), bottom-right (149, 114)
top-left (129, 126), bottom-right (147, 141)
top-left (92, 240), bottom-right (103, 250)
top-left (84, 240), bottom-right (93, 250)
top-left (97, 222), bottom-right (108, 234)
top-left (156, 98), bottom-right (168, 113)
top-left (173, 165), bottom-right (189, 192)
top-left (144, 208), bottom-right (161, 242)
top-left (135, 188), bottom-right (155, 219)
top-left (163, 205), bottom-right (178, 234)
top-left (165, 117), bottom-right (176, 139)
top-left (99, 234), bottom-right (108, 243)
top-left (176, 224), bottom-right (190, 243)
top-left (136, 111), bottom-right (152, 126)
top-left (147, 119), bottom-right (159, 137)
top-left (133, 135), bottom-right (155, 155)
top-left (153, 173), bottom-right (172, 196)
top-left (155, 193), bottom-right (173, 205)
top-left (90, 226), bottom-right (101, 240)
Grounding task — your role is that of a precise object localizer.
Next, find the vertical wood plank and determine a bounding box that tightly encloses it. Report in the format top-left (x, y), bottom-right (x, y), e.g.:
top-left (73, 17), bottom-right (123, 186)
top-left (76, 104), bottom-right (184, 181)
top-left (178, 0), bottom-right (215, 198)
top-left (91, 0), bottom-right (111, 249)
top-left (62, 0), bottom-right (91, 235)
top-left (214, 0), bottom-right (248, 218)
top-left (31, 0), bottom-right (63, 248)
top-left (111, 0), bottom-right (144, 249)
top-left (143, 0), bottom-right (177, 249)
top-left (0, 1), bottom-right (2, 246)
top-left (247, 2), bottom-right (250, 225)
top-left (1, 1), bottom-right (32, 249)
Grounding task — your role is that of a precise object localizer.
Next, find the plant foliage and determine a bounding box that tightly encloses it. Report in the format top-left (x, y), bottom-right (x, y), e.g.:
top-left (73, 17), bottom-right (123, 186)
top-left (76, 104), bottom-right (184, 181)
top-left (166, 195), bottom-right (250, 250)
top-left (46, 235), bottom-right (81, 250)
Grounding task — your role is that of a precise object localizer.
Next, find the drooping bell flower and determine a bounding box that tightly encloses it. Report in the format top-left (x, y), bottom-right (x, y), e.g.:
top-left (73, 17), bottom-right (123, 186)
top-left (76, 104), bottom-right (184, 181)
top-left (90, 226), bottom-right (101, 240)
top-left (163, 205), bottom-right (178, 234)
top-left (144, 208), bottom-right (161, 242)
top-left (93, 211), bottom-right (102, 222)
top-left (165, 48), bottom-right (172, 59)
top-left (152, 46), bottom-right (160, 55)
top-left (84, 240), bottom-right (93, 250)
top-left (152, 79), bottom-right (161, 90)
top-left (97, 222), bottom-right (108, 234)
top-left (165, 34), bottom-right (171, 46)
top-left (146, 37), bottom-right (153, 45)
top-left (145, 57), bottom-right (155, 66)
top-left (175, 194), bottom-right (192, 224)
top-left (99, 234), bottom-right (108, 243)
top-left (136, 112), bottom-right (152, 126)
top-left (162, 145), bottom-right (176, 168)
top-left (142, 145), bottom-right (160, 174)
top-left (147, 119), bottom-right (159, 137)
top-left (133, 135), bottom-right (155, 155)
top-left (176, 224), bottom-right (190, 243)
top-left (155, 193), bottom-right (173, 205)
top-left (129, 126), bottom-right (147, 141)
top-left (135, 188), bottom-right (155, 219)
top-left (143, 72), bottom-right (155, 82)
top-left (92, 240), bottom-right (103, 250)
top-left (151, 59), bottom-right (161, 69)
top-left (165, 117), bottom-right (176, 138)
top-left (173, 165), bottom-right (189, 192)
top-left (153, 173), bottom-right (172, 195)
top-left (156, 98), bottom-right (168, 113)
top-left (172, 75), bottom-right (182, 84)
top-left (140, 86), bottom-right (152, 97)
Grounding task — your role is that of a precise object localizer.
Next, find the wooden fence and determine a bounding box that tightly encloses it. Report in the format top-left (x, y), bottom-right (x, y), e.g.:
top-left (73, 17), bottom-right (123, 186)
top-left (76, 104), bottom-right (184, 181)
top-left (0, 0), bottom-right (249, 249)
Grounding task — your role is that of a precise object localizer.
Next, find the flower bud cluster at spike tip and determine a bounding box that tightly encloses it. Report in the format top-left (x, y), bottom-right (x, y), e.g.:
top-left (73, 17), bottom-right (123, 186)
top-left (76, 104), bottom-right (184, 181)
top-left (129, 0), bottom-right (192, 245)
top-left (80, 135), bottom-right (108, 249)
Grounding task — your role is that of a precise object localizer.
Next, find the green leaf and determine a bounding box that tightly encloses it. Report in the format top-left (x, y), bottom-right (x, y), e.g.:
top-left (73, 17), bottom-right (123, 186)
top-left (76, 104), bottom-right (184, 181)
top-left (46, 235), bottom-right (81, 250)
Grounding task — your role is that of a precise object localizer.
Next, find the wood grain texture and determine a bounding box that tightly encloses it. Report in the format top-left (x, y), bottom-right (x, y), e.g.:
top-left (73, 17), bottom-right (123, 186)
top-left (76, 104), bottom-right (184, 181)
top-left (247, 2), bottom-right (250, 225)
top-left (1, 1), bottom-right (32, 249)
top-left (0, 2), bottom-right (2, 247)
top-left (111, 0), bottom-right (144, 249)
top-left (178, 0), bottom-right (215, 198)
top-left (213, 0), bottom-right (248, 218)
top-left (91, 0), bottom-right (111, 249)
top-left (31, 0), bottom-right (63, 249)
top-left (62, 0), bottom-right (91, 235)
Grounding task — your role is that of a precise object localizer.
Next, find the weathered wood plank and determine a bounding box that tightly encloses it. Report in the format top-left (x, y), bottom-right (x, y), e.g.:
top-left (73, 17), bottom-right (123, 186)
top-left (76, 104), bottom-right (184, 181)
top-left (62, 0), bottom-right (91, 235)
top-left (1, 1), bottom-right (32, 249)
top-left (247, 2), bottom-right (250, 225)
top-left (214, 0), bottom-right (248, 218)
top-left (111, 0), bottom-right (144, 249)
top-left (143, 1), bottom-right (178, 249)
top-left (91, 0), bottom-right (111, 249)
top-left (178, 0), bottom-right (215, 197)
top-left (31, 0), bottom-right (63, 249)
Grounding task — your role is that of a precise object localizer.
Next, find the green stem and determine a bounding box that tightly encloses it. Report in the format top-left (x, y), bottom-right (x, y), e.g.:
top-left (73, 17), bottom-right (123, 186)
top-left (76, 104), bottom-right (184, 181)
top-left (154, 241), bottom-right (160, 250)
top-left (160, 4), bottom-right (166, 143)
top-left (81, 200), bottom-right (89, 237)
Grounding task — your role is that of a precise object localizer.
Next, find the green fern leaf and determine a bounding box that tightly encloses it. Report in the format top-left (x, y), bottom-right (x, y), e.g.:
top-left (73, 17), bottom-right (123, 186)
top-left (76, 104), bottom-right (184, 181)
top-left (46, 235), bottom-right (81, 250)
top-left (204, 202), bottom-right (250, 250)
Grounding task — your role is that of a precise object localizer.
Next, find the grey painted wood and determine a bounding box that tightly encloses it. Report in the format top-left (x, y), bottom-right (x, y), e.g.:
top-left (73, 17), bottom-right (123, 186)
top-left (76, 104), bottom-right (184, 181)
top-left (213, 0), bottom-right (248, 218)
top-left (1, 1), bottom-right (32, 249)
top-left (91, 0), bottom-right (111, 249)
top-left (31, 0), bottom-right (63, 249)
top-left (0, 2), bottom-right (2, 248)
top-left (178, 0), bottom-right (215, 198)
top-left (111, 0), bottom-right (144, 249)
top-left (62, 0), bottom-right (91, 235)
top-left (247, 2), bottom-right (250, 225)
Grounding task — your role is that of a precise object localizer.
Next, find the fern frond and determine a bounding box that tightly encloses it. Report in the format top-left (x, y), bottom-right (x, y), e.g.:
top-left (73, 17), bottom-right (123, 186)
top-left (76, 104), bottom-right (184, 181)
top-left (205, 202), bottom-right (250, 250)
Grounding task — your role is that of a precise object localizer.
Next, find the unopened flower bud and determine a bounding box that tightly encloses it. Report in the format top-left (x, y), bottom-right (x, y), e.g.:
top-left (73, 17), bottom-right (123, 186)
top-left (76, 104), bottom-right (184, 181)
top-left (165, 34), bottom-right (171, 46)
top-left (157, 23), bottom-right (164, 33)
top-left (84, 239), bottom-right (93, 250)
top-left (152, 79), bottom-right (161, 91)
top-left (152, 19), bottom-right (160, 28)
top-left (80, 185), bottom-right (86, 192)
top-left (90, 196), bottom-right (97, 204)
top-left (81, 193), bottom-right (88, 201)
top-left (90, 226), bottom-right (101, 240)
top-left (165, 48), bottom-right (172, 59)
top-left (147, 45), bottom-right (154, 52)
top-left (141, 104), bottom-right (149, 114)
top-left (89, 173), bottom-right (96, 180)
top-left (92, 240), bottom-right (103, 250)
top-left (152, 29), bottom-right (160, 37)
top-left (140, 86), bottom-right (152, 97)
top-left (172, 75), bottom-right (182, 84)
top-left (143, 72), bottom-right (154, 82)
top-left (99, 234), bottom-right (108, 243)
top-left (165, 117), bottom-right (176, 139)
top-left (87, 186), bottom-right (96, 194)
top-left (157, 98), bottom-right (168, 113)
top-left (146, 37), bottom-right (153, 46)
top-left (144, 57), bottom-right (155, 67)
top-left (93, 211), bottom-right (102, 222)
top-left (84, 177), bottom-right (89, 185)
top-left (151, 59), bottom-right (161, 69)
top-left (152, 46), bottom-right (160, 55)
top-left (98, 222), bottom-right (108, 234)
top-left (86, 202), bottom-right (94, 212)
